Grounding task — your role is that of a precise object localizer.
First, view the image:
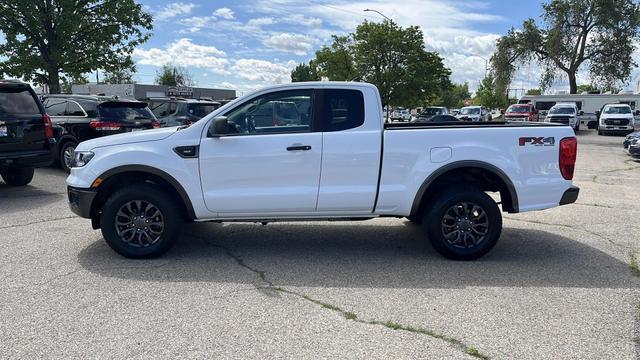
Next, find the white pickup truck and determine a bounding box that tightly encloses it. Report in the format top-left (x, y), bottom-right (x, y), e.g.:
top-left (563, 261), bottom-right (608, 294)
top-left (67, 82), bottom-right (579, 260)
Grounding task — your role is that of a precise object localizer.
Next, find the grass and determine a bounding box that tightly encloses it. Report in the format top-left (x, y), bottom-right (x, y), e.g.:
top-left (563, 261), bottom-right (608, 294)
top-left (631, 254), bottom-right (640, 277)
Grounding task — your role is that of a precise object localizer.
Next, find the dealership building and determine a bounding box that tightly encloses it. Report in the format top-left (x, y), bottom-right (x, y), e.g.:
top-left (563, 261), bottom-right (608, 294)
top-left (71, 83), bottom-right (236, 101)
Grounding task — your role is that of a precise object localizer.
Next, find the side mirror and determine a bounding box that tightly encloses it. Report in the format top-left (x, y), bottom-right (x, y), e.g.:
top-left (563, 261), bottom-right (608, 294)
top-left (635, 110), bottom-right (640, 116)
top-left (208, 116), bottom-right (229, 137)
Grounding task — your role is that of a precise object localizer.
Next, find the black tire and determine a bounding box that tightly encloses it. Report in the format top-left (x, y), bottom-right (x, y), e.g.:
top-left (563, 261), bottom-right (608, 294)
top-left (574, 123), bottom-right (580, 132)
top-left (598, 129), bottom-right (603, 136)
top-left (59, 140), bottom-right (78, 173)
top-left (1, 167), bottom-right (34, 186)
top-left (100, 184), bottom-right (183, 259)
top-left (423, 187), bottom-right (502, 260)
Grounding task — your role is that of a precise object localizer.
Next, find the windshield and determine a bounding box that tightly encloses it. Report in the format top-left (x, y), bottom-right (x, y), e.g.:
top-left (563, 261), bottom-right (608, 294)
top-left (460, 108), bottom-right (480, 115)
top-left (420, 108), bottom-right (442, 116)
top-left (507, 105), bottom-right (530, 113)
top-left (603, 105), bottom-right (631, 114)
top-left (98, 103), bottom-right (155, 122)
top-left (187, 104), bottom-right (217, 119)
top-left (549, 107), bottom-right (575, 115)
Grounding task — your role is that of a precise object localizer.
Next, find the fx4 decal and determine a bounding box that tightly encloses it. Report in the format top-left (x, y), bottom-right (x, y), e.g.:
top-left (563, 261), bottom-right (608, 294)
top-left (519, 137), bottom-right (555, 146)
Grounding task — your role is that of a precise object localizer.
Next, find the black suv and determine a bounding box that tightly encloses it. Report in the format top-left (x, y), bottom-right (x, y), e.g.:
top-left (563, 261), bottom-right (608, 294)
top-left (43, 95), bottom-right (159, 171)
top-left (0, 80), bottom-right (54, 186)
top-left (147, 98), bottom-right (220, 127)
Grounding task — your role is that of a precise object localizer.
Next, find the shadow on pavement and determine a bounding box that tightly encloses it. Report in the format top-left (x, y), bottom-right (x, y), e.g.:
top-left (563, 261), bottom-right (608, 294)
top-left (77, 221), bottom-right (640, 289)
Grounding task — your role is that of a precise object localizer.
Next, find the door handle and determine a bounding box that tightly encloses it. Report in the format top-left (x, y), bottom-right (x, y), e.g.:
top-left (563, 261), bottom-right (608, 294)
top-left (286, 145), bottom-right (312, 151)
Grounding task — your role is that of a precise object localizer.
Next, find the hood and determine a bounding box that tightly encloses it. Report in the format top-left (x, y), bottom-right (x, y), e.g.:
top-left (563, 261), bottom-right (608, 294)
top-left (77, 127), bottom-right (178, 151)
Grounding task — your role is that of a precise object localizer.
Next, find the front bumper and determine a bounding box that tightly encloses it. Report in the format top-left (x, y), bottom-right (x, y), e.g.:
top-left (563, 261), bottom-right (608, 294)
top-left (67, 186), bottom-right (97, 218)
top-left (559, 186), bottom-right (580, 206)
top-left (628, 146), bottom-right (640, 158)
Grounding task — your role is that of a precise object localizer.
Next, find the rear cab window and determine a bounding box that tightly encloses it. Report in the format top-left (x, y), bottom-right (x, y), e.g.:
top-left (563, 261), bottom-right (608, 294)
top-left (322, 89), bottom-right (365, 131)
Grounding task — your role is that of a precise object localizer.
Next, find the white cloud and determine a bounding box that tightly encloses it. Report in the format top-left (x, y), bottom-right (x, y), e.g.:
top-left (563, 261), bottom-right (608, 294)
top-left (156, 2), bottom-right (197, 21)
top-left (230, 59), bottom-right (297, 83)
top-left (213, 7), bottom-right (235, 20)
top-left (284, 14), bottom-right (322, 27)
top-left (247, 17), bottom-right (275, 27)
top-left (133, 38), bottom-right (229, 75)
top-left (263, 33), bottom-right (316, 55)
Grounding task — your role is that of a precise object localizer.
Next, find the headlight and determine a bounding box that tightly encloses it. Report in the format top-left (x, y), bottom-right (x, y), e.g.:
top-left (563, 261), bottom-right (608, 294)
top-left (71, 151), bottom-right (94, 168)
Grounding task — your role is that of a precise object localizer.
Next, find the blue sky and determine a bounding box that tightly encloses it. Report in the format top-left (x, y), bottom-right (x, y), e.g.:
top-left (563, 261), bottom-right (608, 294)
top-left (131, 0), bottom-right (593, 94)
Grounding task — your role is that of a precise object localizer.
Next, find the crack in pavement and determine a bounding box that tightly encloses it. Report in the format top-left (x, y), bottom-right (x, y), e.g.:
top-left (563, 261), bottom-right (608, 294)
top-left (0, 216), bottom-right (77, 230)
top-left (188, 233), bottom-right (490, 359)
top-left (505, 217), bottom-right (631, 251)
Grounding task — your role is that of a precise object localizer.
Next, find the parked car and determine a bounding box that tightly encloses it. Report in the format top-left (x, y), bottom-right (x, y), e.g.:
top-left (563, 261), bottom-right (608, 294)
top-left (623, 130), bottom-right (640, 149)
top-left (43, 95), bottom-right (160, 172)
top-left (413, 107), bottom-right (449, 122)
top-left (66, 82), bottom-right (579, 261)
top-left (413, 114), bottom-right (460, 123)
top-left (390, 107), bottom-right (412, 122)
top-left (456, 106), bottom-right (491, 121)
top-left (544, 103), bottom-right (580, 131)
top-left (0, 80), bottom-right (55, 186)
top-left (504, 103), bottom-right (538, 122)
top-left (597, 103), bottom-right (636, 136)
top-left (450, 108), bottom-right (460, 116)
top-left (147, 98), bottom-right (221, 127)
top-left (627, 137), bottom-right (640, 159)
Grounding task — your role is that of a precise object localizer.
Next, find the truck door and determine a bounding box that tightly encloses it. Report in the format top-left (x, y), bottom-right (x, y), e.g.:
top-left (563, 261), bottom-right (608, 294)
top-left (199, 89), bottom-right (322, 215)
top-left (316, 88), bottom-right (382, 213)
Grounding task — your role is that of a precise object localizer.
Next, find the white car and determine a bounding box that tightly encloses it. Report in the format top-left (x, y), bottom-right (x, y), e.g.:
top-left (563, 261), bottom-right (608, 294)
top-left (390, 108), bottom-right (412, 122)
top-left (67, 82), bottom-right (579, 261)
top-left (456, 106), bottom-right (491, 122)
top-left (544, 103), bottom-right (580, 131)
top-left (597, 104), bottom-right (636, 136)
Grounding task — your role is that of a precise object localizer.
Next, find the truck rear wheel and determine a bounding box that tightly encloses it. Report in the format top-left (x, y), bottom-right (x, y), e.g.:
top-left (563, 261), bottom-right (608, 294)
top-left (423, 187), bottom-right (502, 260)
top-left (100, 184), bottom-right (183, 259)
top-left (1, 167), bottom-right (34, 186)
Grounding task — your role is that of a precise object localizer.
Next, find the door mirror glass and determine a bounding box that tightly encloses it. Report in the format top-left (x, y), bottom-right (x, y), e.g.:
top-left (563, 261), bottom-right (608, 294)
top-left (209, 116), bottom-right (229, 137)
top-left (579, 110), bottom-right (584, 116)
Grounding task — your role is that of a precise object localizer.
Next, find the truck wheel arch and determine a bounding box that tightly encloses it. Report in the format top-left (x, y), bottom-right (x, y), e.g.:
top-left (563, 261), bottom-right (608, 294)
top-left (91, 165), bottom-right (196, 224)
top-left (410, 160), bottom-right (519, 217)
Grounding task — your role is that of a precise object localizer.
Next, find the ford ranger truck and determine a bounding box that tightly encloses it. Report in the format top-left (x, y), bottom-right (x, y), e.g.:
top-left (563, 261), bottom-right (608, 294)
top-left (66, 82), bottom-right (579, 260)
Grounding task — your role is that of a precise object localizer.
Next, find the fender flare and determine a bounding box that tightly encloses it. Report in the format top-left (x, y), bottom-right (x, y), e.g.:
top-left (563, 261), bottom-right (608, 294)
top-left (410, 160), bottom-right (519, 216)
top-left (96, 165), bottom-right (196, 220)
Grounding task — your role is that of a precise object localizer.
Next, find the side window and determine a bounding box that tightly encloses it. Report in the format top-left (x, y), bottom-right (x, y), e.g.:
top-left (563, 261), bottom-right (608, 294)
top-left (44, 99), bottom-right (67, 116)
top-left (76, 100), bottom-right (98, 117)
top-left (66, 101), bottom-right (85, 116)
top-left (322, 89), bottom-right (364, 132)
top-left (150, 101), bottom-right (171, 118)
top-left (223, 90), bottom-right (313, 134)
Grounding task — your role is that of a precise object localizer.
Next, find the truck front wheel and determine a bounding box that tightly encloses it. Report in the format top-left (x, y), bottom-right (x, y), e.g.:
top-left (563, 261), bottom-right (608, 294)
top-left (423, 187), bottom-right (502, 260)
top-left (100, 184), bottom-right (183, 259)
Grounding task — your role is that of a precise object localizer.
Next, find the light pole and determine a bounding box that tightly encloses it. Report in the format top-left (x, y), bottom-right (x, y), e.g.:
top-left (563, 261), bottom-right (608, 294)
top-left (470, 55), bottom-right (490, 78)
top-left (364, 8), bottom-right (392, 21)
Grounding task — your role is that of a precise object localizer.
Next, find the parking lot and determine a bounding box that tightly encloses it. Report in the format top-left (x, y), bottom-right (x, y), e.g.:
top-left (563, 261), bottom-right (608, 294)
top-left (0, 129), bottom-right (638, 359)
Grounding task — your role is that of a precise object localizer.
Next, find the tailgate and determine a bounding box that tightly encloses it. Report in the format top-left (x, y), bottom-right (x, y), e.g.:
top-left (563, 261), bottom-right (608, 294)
top-left (0, 86), bottom-right (48, 153)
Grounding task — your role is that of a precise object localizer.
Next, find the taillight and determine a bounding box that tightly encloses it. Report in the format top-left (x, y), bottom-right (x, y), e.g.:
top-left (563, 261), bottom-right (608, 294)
top-left (559, 137), bottom-right (577, 180)
top-left (42, 114), bottom-right (54, 139)
top-left (152, 120), bottom-right (161, 129)
top-left (89, 120), bottom-right (121, 131)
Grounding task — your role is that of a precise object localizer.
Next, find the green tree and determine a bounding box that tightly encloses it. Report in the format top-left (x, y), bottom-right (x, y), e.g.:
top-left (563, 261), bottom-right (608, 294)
top-left (314, 35), bottom-right (358, 81)
top-left (440, 83), bottom-right (471, 108)
top-left (155, 64), bottom-right (195, 87)
top-left (291, 62), bottom-right (320, 82)
top-left (491, 0), bottom-right (640, 94)
top-left (308, 20), bottom-right (451, 108)
top-left (0, 0), bottom-right (152, 94)
top-left (475, 74), bottom-right (506, 110)
top-left (103, 68), bottom-right (136, 84)
top-left (526, 88), bottom-right (542, 95)
top-left (575, 84), bottom-right (600, 93)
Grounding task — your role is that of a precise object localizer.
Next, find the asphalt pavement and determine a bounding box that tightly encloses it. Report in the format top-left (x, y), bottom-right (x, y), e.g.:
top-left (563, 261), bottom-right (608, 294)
top-left (0, 129), bottom-right (639, 359)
